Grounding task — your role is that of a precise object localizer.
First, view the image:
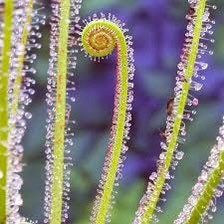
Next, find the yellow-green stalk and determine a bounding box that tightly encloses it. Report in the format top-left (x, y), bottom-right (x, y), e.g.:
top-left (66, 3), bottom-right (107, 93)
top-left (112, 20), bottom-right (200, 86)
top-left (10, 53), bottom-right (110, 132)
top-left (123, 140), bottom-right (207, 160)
top-left (81, 17), bottom-right (134, 224)
top-left (134, 1), bottom-right (209, 223)
top-left (0, 1), bottom-right (14, 222)
top-left (175, 119), bottom-right (224, 223)
top-left (48, 1), bottom-right (73, 223)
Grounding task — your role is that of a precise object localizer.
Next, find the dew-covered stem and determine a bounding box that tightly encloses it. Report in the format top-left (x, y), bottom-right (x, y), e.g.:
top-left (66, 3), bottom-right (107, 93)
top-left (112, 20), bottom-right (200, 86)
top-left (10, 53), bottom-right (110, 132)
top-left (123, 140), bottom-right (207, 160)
top-left (81, 17), bottom-right (134, 224)
top-left (10, 0), bottom-right (34, 118)
top-left (49, 1), bottom-right (71, 223)
top-left (44, 1), bottom-right (81, 223)
top-left (175, 120), bottom-right (224, 224)
top-left (187, 162), bottom-right (223, 223)
top-left (134, 1), bottom-right (209, 223)
top-left (0, 0), bottom-right (14, 222)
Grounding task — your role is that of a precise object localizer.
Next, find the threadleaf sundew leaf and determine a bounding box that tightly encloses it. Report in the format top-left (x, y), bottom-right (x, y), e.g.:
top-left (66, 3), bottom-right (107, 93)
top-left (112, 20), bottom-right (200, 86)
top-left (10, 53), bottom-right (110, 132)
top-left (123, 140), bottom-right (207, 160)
top-left (44, 0), bottom-right (82, 223)
top-left (0, 0), bottom-right (44, 223)
top-left (0, 1), bottom-right (14, 222)
top-left (79, 14), bottom-right (135, 224)
top-left (133, 1), bottom-right (216, 223)
top-left (175, 116), bottom-right (224, 223)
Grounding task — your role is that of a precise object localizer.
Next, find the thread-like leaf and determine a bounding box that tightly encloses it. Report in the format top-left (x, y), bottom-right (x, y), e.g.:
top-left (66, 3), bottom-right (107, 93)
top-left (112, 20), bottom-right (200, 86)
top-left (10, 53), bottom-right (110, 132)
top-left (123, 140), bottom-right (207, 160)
top-left (0, 1), bottom-right (44, 222)
top-left (8, 1), bottom-right (44, 222)
top-left (44, 1), bottom-right (82, 223)
top-left (50, 1), bottom-right (71, 222)
top-left (175, 117), bottom-right (224, 223)
top-left (0, 1), bottom-right (15, 222)
top-left (80, 15), bottom-right (135, 224)
top-left (10, 0), bottom-right (35, 117)
top-left (133, 1), bottom-right (216, 223)
top-left (48, 1), bottom-right (71, 223)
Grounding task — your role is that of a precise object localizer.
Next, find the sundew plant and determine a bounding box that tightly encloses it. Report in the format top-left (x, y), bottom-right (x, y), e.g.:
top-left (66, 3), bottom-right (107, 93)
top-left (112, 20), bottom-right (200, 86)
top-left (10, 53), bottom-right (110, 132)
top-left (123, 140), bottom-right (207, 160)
top-left (0, 0), bottom-right (224, 224)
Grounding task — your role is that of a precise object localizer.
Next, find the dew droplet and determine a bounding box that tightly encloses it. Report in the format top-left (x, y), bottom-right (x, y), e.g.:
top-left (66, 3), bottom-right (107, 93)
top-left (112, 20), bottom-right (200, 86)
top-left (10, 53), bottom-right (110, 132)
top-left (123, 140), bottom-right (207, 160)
top-left (24, 112), bottom-right (32, 119)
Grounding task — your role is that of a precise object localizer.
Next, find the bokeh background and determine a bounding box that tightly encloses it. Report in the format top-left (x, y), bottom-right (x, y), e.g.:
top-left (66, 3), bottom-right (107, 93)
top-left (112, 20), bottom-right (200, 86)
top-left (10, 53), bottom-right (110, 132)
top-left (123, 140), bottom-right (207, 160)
top-left (21, 0), bottom-right (224, 223)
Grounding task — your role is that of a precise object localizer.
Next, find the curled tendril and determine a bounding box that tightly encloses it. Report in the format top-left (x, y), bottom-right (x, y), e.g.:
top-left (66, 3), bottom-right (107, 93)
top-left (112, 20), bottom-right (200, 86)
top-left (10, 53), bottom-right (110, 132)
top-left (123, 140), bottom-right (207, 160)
top-left (81, 17), bottom-right (134, 224)
top-left (82, 23), bottom-right (116, 58)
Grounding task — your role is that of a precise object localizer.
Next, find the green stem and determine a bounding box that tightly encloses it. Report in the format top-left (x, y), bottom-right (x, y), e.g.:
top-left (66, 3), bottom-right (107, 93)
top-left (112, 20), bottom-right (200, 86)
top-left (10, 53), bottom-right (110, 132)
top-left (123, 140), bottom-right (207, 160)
top-left (50, 1), bottom-right (71, 223)
top-left (81, 20), bottom-right (132, 224)
top-left (0, 1), bottom-right (14, 223)
top-left (187, 151), bottom-right (224, 223)
top-left (95, 27), bottom-right (128, 224)
top-left (137, 1), bottom-right (207, 223)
